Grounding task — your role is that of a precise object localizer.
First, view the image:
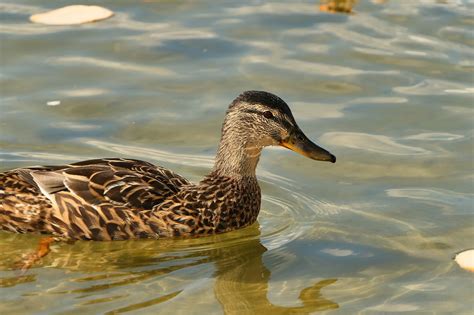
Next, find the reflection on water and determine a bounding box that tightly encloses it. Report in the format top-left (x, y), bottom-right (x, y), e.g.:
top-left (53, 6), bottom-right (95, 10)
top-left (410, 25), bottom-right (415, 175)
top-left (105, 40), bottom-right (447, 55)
top-left (211, 235), bottom-right (339, 314)
top-left (0, 229), bottom-right (338, 314)
top-left (1, 0), bottom-right (473, 313)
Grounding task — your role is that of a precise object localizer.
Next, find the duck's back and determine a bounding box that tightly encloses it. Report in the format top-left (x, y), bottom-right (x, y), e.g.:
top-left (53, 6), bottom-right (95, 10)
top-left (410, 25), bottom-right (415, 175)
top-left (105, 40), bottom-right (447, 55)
top-left (0, 158), bottom-right (191, 240)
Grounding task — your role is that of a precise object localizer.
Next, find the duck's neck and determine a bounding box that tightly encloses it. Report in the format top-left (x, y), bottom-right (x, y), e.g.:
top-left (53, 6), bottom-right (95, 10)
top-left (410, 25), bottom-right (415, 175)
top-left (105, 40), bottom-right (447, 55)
top-left (212, 132), bottom-right (262, 178)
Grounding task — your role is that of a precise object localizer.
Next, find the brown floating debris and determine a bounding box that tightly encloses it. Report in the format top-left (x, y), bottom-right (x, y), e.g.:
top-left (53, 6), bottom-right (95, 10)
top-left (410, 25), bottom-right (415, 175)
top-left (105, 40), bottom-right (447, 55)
top-left (320, 0), bottom-right (357, 14)
top-left (30, 5), bottom-right (113, 25)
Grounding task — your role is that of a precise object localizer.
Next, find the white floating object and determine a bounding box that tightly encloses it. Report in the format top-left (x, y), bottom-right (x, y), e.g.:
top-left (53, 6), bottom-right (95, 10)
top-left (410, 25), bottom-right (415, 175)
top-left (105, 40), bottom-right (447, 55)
top-left (47, 100), bottom-right (61, 106)
top-left (30, 5), bottom-right (113, 25)
top-left (454, 249), bottom-right (474, 272)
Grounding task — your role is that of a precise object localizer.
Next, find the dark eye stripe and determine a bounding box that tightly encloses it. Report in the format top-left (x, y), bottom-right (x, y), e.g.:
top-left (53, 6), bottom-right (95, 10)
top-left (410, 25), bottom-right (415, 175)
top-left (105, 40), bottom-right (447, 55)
top-left (241, 109), bottom-right (294, 130)
top-left (241, 109), bottom-right (264, 115)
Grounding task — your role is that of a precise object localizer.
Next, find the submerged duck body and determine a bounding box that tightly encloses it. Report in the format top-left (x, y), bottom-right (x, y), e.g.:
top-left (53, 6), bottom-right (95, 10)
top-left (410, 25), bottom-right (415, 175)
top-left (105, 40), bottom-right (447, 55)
top-left (0, 91), bottom-right (335, 241)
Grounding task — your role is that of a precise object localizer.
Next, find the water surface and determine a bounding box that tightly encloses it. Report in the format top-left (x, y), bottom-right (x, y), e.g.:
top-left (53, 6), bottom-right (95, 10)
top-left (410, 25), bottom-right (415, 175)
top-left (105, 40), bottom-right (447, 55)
top-left (1, 1), bottom-right (473, 314)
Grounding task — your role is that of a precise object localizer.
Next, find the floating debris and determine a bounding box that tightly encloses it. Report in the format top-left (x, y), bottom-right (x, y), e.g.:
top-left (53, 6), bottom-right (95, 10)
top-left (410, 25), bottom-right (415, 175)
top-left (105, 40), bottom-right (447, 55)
top-left (454, 249), bottom-right (474, 272)
top-left (46, 100), bottom-right (61, 106)
top-left (30, 5), bottom-right (113, 25)
top-left (320, 0), bottom-right (357, 14)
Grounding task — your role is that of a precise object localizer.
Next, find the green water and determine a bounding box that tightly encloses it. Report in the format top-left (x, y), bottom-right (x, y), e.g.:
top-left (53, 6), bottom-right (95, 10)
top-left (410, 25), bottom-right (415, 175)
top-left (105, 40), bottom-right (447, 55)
top-left (1, 1), bottom-right (473, 314)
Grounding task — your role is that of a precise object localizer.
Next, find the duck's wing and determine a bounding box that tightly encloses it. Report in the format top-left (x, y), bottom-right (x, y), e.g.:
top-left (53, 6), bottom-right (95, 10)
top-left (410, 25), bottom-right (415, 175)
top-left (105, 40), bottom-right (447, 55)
top-left (25, 158), bottom-right (191, 210)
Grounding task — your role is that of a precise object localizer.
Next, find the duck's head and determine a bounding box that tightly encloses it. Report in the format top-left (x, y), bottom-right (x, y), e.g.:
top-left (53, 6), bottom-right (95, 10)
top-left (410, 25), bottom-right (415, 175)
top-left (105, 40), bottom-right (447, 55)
top-left (214, 91), bottom-right (335, 176)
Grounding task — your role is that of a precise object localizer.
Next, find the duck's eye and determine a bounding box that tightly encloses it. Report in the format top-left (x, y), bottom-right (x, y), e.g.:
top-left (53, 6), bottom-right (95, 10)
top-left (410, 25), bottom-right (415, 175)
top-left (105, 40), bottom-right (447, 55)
top-left (263, 111), bottom-right (273, 119)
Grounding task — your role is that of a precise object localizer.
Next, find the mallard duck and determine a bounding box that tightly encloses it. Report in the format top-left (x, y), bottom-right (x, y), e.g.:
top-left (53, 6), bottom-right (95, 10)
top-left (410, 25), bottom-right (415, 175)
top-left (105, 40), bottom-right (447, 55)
top-left (0, 91), bottom-right (335, 241)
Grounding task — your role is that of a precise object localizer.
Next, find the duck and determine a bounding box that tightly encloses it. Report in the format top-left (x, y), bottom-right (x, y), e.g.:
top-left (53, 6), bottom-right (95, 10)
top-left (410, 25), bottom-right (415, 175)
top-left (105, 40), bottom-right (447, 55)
top-left (0, 91), bottom-right (335, 242)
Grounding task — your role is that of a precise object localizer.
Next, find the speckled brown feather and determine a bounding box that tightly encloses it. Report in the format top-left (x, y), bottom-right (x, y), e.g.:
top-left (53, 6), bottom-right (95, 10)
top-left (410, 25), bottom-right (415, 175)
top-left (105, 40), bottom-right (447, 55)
top-left (0, 158), bottom-right (260, 240)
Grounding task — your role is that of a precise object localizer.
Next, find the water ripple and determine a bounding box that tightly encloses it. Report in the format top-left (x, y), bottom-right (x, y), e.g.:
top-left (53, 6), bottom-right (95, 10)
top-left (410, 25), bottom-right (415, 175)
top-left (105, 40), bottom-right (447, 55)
top-left (386, 188), bottom-right (473, 214)
top-left (404, 132), bottom-right (464, 141)
top-left (224, 3), bottom-right (316, 16)
top-left (320, 132), bottom-right (430, 155)
top-left (243, 56), bottom-right (400, 76)
top-left (60, 88), bottom-right (109, 97)
top-left (394, 79), bottom-right (474, 95)
top-left (84, 139), bottom-right (213, 168)
top-left (52, 57), bottom-right (175, 77)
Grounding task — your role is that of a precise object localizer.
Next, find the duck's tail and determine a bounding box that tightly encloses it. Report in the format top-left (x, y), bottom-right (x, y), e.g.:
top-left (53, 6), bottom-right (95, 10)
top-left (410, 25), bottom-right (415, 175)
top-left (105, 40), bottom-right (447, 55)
top-left (0, 169), bottom-right (54, 234)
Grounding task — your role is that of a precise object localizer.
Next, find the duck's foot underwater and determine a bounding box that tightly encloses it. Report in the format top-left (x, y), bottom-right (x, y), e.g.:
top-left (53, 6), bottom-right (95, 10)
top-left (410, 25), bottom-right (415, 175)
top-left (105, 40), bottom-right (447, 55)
top-left (14, 237), bottom-right (56, 273)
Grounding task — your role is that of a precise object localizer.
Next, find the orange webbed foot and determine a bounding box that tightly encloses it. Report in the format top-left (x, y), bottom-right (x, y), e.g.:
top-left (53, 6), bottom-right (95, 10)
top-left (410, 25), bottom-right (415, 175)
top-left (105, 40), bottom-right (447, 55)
top-left (14, 237), bottom-right (55, 274)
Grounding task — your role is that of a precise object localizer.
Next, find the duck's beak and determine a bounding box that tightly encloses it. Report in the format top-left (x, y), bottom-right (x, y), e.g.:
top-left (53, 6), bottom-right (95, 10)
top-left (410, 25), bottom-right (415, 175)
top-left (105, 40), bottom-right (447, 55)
top-left (280, 128), bottom-right (336, 163)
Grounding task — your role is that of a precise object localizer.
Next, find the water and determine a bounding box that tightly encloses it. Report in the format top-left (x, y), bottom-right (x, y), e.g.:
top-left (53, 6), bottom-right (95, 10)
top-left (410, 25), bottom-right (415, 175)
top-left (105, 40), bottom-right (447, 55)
top-left (0, 1), bottom-right (473, 314)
